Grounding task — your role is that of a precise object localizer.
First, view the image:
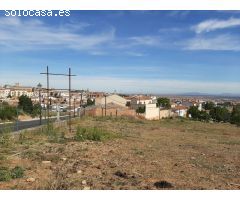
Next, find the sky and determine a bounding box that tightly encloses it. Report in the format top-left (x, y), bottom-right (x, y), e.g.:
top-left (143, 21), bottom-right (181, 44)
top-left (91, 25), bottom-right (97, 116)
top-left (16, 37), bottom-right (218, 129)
top-left (0, 10), bottom-right (240, 95)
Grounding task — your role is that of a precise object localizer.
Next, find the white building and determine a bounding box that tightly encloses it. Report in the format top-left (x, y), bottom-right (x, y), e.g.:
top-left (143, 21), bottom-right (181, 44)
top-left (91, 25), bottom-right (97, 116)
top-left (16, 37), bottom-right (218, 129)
top-left (145, 103), bottom-right (172, 120)
top-left (173, 106), bottom-right (188, 117)
top-left (0, 88), bottom-right (10, 98)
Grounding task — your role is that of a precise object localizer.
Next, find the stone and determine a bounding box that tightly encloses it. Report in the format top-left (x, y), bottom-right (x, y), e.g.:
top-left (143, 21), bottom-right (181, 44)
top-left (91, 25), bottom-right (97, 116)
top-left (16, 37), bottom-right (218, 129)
top-left (61, 157), bottom-right (67, 161)
top-left (82, 180), bottom-right (87, 185)
top-left (42, 161), bottom-right (51, 164)
top-left (26, 178), bottom-right (35, 182)
top-left (77, 170), bottom-right (83, 174)
top-left (83, 186), bottom-right (91, 190)
top-left (191, 157), bottom-right (196, 160)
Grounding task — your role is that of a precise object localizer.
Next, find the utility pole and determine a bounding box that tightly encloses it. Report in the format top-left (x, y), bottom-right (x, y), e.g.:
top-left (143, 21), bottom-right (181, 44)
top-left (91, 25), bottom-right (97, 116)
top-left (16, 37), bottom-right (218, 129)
top-left (159, 106), bottom-right (160, 120)
top-left (80, 92), bottom-right (82, 107)
top-left (104, 94), bottom-right (107, 116)
top-left (16, 108), bottom-right (19, 132)
top-left (68, 67), bottom-right (72, 132)
top-left (41, 66), bottom-right (76, 133)
top-left (73, 98), bottom-right (76, 118)
top-left (47, 66), bottom-right (50, 130)
top-left (37, 83), bottom-right (42, 125)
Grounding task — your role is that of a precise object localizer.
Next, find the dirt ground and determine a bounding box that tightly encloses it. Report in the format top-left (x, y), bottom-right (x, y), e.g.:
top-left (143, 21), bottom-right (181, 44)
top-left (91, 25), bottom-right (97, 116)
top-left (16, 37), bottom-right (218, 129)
top-left (0, 117), bottom-right (239, 190)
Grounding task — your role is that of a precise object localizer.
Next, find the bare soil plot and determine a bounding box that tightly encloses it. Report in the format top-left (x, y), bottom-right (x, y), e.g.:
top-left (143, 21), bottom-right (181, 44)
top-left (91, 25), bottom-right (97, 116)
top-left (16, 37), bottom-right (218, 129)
top-left (0, 117), bottom-right (239, 189)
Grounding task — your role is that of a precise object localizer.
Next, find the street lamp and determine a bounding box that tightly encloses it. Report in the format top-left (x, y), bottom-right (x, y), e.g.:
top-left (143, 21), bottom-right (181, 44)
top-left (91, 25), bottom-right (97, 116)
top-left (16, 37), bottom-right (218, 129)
top-left (37, 83), bottom-right (42, 125)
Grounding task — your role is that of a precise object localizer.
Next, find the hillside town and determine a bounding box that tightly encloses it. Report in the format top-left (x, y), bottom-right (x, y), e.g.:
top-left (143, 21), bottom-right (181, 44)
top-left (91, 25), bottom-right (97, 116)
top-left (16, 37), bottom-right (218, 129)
top-left (1, 83), bottom-right (240, 121)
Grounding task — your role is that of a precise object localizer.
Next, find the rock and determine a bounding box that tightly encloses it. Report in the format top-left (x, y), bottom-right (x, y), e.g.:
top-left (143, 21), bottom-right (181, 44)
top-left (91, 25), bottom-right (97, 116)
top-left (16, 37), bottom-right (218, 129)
top-left (154, 181), bottom-right (173, 189)
top-left (77, 170), bottom-right (83, 174)
top-left (67, 174), bottom-right (71, 178)
top-left (114, 171), bottom-right (128, 179)
top-left (83, 186), bottom-right (91, 190)
top-left (191, 157), bottom-right (196, 160)
top-left (61, 157), bottom-right (67, 161)
top-left (26, 178), bottom-right (35, 182)
top-left (42, 161), bottom-right (51, 164)
top-left (82, 180), bottom-right (87, 185)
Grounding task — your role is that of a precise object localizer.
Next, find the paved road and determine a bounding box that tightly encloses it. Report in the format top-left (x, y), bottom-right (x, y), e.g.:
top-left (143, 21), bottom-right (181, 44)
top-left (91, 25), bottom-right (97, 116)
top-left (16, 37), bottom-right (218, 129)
top-left (0, 115), bottom-right (70, 133)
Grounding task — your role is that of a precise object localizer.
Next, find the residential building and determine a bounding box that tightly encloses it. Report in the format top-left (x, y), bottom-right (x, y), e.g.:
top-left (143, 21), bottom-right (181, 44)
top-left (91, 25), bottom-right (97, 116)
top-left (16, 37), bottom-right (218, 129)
top-left (172, 105), bottom-right (188, 117)
top-left (145, 103), bottom-right (172, 120)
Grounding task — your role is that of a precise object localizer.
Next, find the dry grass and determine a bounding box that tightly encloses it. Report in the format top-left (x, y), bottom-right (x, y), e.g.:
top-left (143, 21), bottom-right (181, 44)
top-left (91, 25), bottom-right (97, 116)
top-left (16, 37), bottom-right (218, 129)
top-left (0, 116), bottom-right (239, 189)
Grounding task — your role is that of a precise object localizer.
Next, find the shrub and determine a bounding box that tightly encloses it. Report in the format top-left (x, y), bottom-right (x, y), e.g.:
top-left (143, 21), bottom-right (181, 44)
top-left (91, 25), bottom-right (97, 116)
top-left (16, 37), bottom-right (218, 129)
top-left (11, 166), bottom-right (24, 179)
top-left (75, 126), bottom-right (115, 142)
top-left (0, 131), bottom-right (12, 147)
top-left (231, 104), bottom-right (240, 126)
top-left (0, 103), bottom-right (17, 121)
top-left (210, 107), bottom-right (230, 122)
top-left (0, 166), bottom-right (25, 182)
top-left (0, 167), bottom-right (12, 182)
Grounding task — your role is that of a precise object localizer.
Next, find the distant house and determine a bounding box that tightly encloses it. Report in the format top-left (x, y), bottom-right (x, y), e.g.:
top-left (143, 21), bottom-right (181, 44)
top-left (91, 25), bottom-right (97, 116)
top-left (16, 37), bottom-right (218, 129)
top-left (130, 96), bottom-right (153, 110)
top-left (0, 88), bottom-right (10, 98)
top-left (145, 103), bottom-right (173, 120)
top-left (95, 94), bottom-right (127, 107)
top-left (172, 105), bottom-right (188, 117)
top-left (4, 83), bottom-right (33, 98)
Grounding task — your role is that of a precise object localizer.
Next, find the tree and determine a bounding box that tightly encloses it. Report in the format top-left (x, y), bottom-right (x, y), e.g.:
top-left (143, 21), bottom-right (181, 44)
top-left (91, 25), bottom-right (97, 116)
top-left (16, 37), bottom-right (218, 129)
top-left (126, 102), bottom-right (131, 107)
top-left (187, 106), bottom-right (210, 121)
top-left (187, 106), bottom-right (199, 119)
top-left (231, 104), bottom-right (240, 126)
top-left (32, 103), bottom-right (41, 117)
top-left (86, 98), bottom-right (95, 106)
top-left (136, 106), bottom-right (145, 114)
top-left (203, 101), bottom-right (215, 110)
top-left (198, 111), bottom-right (211, 121)
top-left (157, 97), bottom-right (171, 109)
top-left (18, 95), bottom-right (33, 114)
top-left (209, 107), bottom-right (230, 122)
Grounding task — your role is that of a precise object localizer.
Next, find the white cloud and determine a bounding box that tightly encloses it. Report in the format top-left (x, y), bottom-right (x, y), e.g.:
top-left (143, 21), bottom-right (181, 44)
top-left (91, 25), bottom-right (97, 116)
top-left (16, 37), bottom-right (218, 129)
top-left (192, 18), bottom-right (240, 34)
top-left (184, 34), bottom-right (240, 51)
top-left (129, 36), bottom-right (160, 46)
top-left (0, 17), bottom-right (163, 56)
top-left (0, 17), bottom-right (115, 52)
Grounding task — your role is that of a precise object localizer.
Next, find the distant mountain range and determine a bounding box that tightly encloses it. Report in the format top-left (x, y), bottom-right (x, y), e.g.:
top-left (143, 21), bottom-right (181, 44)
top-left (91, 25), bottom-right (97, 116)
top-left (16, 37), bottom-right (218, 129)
top-left (178, 92), bottom-right (240, 98)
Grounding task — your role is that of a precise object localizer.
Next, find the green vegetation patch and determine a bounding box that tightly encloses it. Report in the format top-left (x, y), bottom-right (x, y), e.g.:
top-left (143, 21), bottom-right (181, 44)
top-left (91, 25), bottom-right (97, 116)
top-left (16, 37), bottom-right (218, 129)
top-left (75, 126), bottom-right (117, 142)
top-left (0, 166), bottom-right (24, 182)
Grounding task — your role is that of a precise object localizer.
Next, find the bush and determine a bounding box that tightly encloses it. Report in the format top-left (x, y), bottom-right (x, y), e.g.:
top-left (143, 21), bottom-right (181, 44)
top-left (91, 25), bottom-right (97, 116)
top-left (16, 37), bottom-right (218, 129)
top-left (187, 106), bottom-right (210, 122)
top-left (11, 166), bottom-right (24, 179)
top-left (210, 107), bottom-right (230, 122)
top-left (231, 104), bottom-right (240, 126)
top-left (0, 167), bottom-right (12, 182)
top-left (0, 103), bottom-right (17, 121)
top-left (0, 125), bottom-right (12, 147)
top-left (0, 166), bottom-right (25, 182)
top-left (136, 106), bottom-right (145, 114)
top-left (75, 126), bottom-right (115, 142)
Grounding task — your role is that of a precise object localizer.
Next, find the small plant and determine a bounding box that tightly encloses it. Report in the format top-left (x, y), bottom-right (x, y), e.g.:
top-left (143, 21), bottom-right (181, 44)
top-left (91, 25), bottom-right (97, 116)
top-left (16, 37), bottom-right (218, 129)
top-left (0, 131), bottom-right (12, 147)
top-left (0, 167), bottom-right (12, 182)
top-left (75, 126), bottom-right (116, 142)
top-left (18, 132), bottom-right (27, 144)
top-left (11, 166), bottom-right (24, 179)
top-left (0, 166), bottom-right (25, 182)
